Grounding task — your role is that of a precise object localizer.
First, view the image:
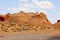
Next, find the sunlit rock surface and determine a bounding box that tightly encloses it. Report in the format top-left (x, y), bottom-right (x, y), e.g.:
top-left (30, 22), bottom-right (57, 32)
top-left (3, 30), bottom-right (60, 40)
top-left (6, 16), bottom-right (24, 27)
top-left (0, 11), bottom-right (60, 40)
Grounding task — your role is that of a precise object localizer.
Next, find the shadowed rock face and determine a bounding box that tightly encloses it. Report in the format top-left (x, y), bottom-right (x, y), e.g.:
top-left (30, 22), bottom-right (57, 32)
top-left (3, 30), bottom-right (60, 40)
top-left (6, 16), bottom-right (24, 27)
top-left (0, 16), bottom-right (5, 21)
top-left (57, 20), bottom-right (60, 23)
top-left (0, 13), bottom-right (11, 21)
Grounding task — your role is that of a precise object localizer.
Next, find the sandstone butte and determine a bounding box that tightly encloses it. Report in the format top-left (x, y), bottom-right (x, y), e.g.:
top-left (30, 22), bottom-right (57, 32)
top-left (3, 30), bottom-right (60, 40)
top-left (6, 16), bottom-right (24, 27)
top-left (0, 11), bottom-right (52, 27)
top-left (0, 11), bottom-right (60, 35)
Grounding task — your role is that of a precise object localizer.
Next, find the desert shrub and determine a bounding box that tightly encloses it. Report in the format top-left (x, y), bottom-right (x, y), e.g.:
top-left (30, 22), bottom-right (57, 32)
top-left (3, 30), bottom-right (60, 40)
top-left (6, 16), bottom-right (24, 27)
top-left (23, 24), bottom-right (28, 26)
top-left (10, 23), bottom-right (15, 26)
top-left (46, 27), bottom-right (52, 29)
top-left (16, 28), bottom-right (22, 32)
top-left (22, 24), bottom-right (28, 27)
top-left (1, 23), bottom-right (4, 26)
top-left (9, 22), bottom-right (16, 26)
top-left (30, 28), bottom-right (37, 31)
top-left (11, 28), bottom-right (17, 32)
top-left (21, 26), bottom-right (30, 31)
top-left (1, 27), bottom-right (4, 29)
top-left (28, 25), bottom-right (35, 28)
top-left (6, 26), bottom-right (11, 28)
top-left (39, 26), bottom-right (46, 30)
top-left (2, 28), bottom-right (8, 32)
top-left (54, 27), bottom-right (60, 30)
top-left (40, 26), bottom-right (43, 29)
top-left (35, 26), bottom-right (39, 28)
top-left (18, 24), bottom-right (22, 27)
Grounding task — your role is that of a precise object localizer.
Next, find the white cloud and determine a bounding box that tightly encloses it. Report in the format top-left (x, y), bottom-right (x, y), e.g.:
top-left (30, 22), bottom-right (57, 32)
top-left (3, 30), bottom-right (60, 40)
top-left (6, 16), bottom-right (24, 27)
top-left (19, 3), bottom-right (35, 12)
top-left (18, 0), bottom-right (55, 12)
top-left (19, 0), bottom-right (28, 3)
top-left (7, 3), bottom-right (35, 13)
top-left (7, 0), bottom-right (55, 13)
top-left (39, 8), bottom-right (48, 14)
top-left (32, 0), bottom-right (55, 10)
top-left (7, 8), bottom-right (20, 13)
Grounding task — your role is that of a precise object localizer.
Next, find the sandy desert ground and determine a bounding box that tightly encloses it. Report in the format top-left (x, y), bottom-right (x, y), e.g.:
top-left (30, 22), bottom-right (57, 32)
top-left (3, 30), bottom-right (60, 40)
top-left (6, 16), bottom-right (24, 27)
top-left (0, 29), bottom-right (60, 40)
top-left (0, 32), bottom-right (60, 40)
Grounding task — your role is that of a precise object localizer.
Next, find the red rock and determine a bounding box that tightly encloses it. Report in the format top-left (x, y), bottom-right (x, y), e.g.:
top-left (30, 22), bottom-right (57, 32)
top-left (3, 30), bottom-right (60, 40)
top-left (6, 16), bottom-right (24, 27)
top-left (0, 12), bottom-right (52, 27)
top-left (0, 16), bottom-right (5, 21)
top-left (57, 20), bottom-right (60, 23)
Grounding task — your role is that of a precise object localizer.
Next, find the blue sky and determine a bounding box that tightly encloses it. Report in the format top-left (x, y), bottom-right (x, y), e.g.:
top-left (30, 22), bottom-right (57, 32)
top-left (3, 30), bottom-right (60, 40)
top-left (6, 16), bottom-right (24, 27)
top-left (0, 0), bottom-right (60, 24)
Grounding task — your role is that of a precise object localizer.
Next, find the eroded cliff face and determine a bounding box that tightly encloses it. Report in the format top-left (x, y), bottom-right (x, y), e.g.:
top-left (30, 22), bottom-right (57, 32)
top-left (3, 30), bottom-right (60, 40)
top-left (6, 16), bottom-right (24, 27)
top-left (0, 12), bottom-right (52, 27)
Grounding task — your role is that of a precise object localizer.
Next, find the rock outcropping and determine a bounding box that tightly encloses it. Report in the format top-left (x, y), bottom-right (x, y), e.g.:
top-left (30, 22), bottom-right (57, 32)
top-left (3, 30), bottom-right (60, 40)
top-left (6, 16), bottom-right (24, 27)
top-left (53, 20), bottom-right (60, 28)
top-left (0, 12), bottom-right (52, 27)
